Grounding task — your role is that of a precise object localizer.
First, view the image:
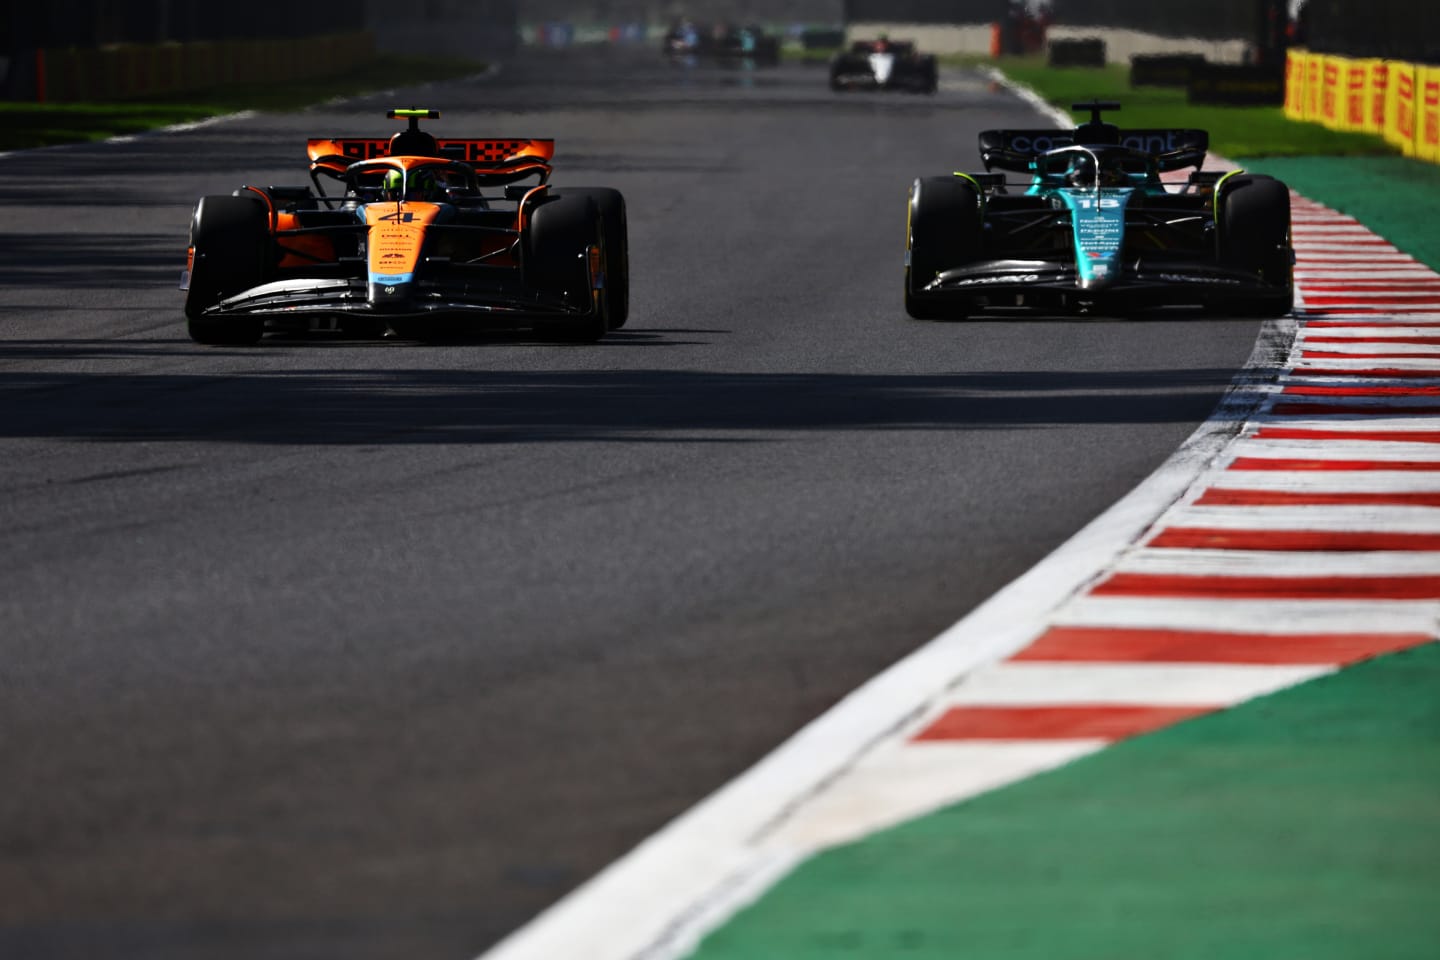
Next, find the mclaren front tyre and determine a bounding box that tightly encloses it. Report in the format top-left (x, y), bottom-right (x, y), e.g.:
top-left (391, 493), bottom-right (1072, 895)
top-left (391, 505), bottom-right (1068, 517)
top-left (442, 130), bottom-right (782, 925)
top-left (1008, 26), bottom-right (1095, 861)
top-left (184, 195), bottom-right (270, 345)
top-left (562, 187), bottom-right (629, 330)
top-left (527, 195), bottom-right (609, 343)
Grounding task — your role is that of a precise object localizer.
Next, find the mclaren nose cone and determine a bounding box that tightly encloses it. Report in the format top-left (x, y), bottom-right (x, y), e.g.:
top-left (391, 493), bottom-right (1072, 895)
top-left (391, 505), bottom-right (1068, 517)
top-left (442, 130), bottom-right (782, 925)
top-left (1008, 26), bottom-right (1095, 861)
top-left (368, 278), bottom-right (415, 310)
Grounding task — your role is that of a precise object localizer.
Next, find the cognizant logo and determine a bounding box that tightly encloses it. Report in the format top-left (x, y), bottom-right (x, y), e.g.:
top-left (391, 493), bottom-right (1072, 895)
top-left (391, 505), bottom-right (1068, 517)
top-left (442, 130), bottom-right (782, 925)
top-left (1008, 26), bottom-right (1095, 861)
top-left (1008, 131), bottom-right (1193, 154)
top-left (1119, 131), bottom-right (1185, 153)
top-left (1009, 134), bottom-right (1075, 153)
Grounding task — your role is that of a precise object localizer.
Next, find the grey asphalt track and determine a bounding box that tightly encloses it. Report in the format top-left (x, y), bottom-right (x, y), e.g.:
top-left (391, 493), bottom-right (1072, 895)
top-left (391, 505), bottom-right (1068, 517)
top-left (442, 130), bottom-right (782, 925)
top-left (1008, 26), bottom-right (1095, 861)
top-left (0, 48), bottom-right (1263, 960)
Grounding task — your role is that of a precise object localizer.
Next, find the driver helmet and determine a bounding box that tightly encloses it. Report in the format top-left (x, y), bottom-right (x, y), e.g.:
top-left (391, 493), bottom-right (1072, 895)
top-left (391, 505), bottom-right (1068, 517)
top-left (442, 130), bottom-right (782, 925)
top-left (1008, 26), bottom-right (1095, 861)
top-left (1065, 153), bottom-right (1096, 186)
top-left (383, 167), bottom-right (443, 201)
top-left (1067, 153), bottom-right (1130, 188)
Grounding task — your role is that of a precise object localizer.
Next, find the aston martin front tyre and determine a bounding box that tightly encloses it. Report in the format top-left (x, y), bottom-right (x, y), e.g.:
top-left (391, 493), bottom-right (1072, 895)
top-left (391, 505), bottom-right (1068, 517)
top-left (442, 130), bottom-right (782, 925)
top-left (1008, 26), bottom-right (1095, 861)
top-left (904, 176), bottom-right (980, 321)
top-left (1222, 290), bottom-right (1294, 319)
top-left (1217, 174), bottom-right (1293, 318)
top-left (903, 282), bottom-right (955, 321)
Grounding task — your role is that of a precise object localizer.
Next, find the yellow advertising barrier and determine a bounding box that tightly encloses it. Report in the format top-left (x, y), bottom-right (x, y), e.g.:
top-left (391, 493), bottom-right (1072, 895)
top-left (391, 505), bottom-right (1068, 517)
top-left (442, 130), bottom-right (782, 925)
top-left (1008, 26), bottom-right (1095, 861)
top-left (1389, 61), bottom-right (1418, 156)
top-left (1341, 58), bottom-right (1370, 132)
top-left (1283, 49), bottom-right (1440, 167)
top-left (1304, 50), bottom-right (1323, 121)
top-left (1319, 55), bottom-right (1343, 128)
top-left (1284, 48), bottom-right (1306, 120)
top-left (1368, 59), bottom-right (1391, 135)
top-left (1419, 66), bottom-right (1440, 164)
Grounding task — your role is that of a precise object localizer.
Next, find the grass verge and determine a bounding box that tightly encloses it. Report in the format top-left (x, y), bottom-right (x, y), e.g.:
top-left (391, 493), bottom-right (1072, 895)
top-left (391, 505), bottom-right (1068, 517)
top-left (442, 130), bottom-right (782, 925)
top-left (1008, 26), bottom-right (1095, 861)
top-left (984, 55), bottom-right (1395, 158)
top-left (0, 55), bottom-right (488, 152)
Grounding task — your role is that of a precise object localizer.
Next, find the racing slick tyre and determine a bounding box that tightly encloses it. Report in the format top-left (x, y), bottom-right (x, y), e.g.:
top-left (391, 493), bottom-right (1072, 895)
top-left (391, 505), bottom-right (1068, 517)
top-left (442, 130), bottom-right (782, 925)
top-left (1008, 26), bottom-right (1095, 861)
top-left (1216, 174), bottom-right (1293, 318)
top-left (905, 176), bottom-right (981, 321)
top-left (527, 195), bottom-right (608, 343)
top-left (563, 188), bottom-right (629, 329)
top-left (185, 195), bottom-right (269, 345)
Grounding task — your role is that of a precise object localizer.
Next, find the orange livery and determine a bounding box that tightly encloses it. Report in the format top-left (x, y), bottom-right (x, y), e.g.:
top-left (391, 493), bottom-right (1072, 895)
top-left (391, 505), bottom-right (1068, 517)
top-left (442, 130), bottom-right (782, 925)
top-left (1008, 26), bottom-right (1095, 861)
top-left (180, 109), bottom-right (628, 344)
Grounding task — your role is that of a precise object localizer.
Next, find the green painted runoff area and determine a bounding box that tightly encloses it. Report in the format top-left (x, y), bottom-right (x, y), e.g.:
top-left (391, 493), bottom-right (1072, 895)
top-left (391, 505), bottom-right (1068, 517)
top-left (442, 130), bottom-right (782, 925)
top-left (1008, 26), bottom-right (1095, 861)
top-left (692, 642), bottom-right (1440, 960)
top-left (691, 111), bottom-right (1440, 955)
top-left (1240, 156), bottom-right (1440, 272)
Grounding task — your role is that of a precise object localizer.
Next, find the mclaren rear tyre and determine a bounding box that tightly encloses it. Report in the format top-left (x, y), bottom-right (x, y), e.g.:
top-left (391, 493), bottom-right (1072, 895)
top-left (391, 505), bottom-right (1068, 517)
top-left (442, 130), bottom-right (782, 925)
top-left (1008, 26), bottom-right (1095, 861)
top-left (528, 195), bottom-right (608, 343)
top-left (562, 188), bottom-right (629, 329)
top-left (185, 194), bottom-right (269, 345)
top-left (905, 175), bottom-right (981, 321)
top-left (1217, 174), bottom-right (1294, 318)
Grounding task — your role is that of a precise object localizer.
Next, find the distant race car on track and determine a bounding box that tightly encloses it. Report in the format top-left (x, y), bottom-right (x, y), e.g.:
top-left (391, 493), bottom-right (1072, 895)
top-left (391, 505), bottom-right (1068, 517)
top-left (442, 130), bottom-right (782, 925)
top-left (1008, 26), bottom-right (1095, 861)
top-left (904, 101), bottom-right (1294, 320)
top-left (663, 21), bottom-right (780, 66)
top-left (180, 108), bottom-right (628, 345)
top-left (829, 38), bottom-right (937, 93)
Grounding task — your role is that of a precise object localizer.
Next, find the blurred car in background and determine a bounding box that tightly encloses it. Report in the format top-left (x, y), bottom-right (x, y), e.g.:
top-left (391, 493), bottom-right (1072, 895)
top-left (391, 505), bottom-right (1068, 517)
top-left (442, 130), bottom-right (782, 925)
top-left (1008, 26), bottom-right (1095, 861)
top-left (663, 21), bottom-right (780, 67)
top-left (829, 37), bottom-right (938, 93)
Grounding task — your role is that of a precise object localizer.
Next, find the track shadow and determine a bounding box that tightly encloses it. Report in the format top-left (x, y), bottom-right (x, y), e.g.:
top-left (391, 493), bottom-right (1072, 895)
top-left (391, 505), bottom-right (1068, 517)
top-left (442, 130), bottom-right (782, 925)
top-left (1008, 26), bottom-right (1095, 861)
top-left (0, 234), bottom-right (179, 289)
top-left (0, 343), bottom-right (1256, 445)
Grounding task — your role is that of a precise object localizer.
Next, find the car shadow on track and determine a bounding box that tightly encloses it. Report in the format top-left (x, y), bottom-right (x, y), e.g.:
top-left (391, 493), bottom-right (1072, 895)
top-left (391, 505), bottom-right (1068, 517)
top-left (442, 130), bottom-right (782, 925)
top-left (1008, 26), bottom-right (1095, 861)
top-left (0, 343), bottom-right (1260, 445)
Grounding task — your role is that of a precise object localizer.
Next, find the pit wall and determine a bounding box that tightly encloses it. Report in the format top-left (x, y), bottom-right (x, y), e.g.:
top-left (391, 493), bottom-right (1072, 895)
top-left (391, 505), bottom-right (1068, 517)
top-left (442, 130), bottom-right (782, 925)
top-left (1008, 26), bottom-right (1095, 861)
top-left (847, 23), bottom-right (1250, 64)
top-left (32, 32), bottom-right (375, 102)
top-left (1285, 49), bottom-right (1440, 164)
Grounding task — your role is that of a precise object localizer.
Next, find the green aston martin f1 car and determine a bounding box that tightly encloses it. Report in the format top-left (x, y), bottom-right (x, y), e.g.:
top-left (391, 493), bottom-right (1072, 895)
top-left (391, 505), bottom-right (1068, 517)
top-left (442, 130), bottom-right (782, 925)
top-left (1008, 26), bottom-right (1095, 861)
top-left (905, 101), bottom-right (1294, 320)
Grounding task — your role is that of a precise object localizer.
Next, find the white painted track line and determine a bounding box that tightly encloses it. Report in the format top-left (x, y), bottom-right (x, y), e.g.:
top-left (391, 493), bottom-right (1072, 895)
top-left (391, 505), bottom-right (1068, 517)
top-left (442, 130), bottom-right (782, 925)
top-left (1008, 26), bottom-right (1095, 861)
top-left (1156, 505), bottom-right (1440, 532)
top-left (1117, 548), bottom-right (1440, 576)
top-left (1056, 595), bottom-right (1440, 633)
top-left (947, 662), bottom-right (1331, 705)
top-left (768, 740), bottom-right (1107, 851)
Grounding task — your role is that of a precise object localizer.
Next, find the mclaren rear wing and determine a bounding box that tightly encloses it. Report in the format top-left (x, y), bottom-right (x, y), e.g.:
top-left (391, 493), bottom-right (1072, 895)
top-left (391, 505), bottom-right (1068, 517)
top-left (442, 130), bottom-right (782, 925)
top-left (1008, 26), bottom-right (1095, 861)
top-left (306, 137), bottom-right (556, 179)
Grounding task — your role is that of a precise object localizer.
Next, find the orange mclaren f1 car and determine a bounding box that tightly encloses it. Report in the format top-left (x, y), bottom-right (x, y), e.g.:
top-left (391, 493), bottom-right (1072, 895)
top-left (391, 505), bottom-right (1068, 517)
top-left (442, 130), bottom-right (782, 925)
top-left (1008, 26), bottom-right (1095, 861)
top-left (180, 109), bottom-right (628, 344)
